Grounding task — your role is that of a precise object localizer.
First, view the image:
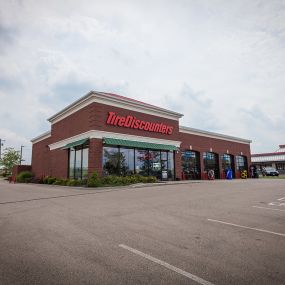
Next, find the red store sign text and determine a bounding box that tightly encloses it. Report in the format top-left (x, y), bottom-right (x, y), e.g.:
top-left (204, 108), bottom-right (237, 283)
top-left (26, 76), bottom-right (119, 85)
top-left (106, 112), bottom-right (173, 135)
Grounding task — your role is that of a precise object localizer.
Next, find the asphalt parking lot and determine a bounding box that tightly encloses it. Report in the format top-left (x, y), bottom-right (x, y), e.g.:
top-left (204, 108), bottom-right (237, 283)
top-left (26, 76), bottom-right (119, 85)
top-left (0, 179), bottom-right (284, 285)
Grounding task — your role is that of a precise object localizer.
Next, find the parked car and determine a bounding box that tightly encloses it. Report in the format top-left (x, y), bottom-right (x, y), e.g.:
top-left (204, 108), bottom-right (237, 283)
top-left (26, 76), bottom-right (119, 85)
top-left (262, 167), bottom-right (279, 176)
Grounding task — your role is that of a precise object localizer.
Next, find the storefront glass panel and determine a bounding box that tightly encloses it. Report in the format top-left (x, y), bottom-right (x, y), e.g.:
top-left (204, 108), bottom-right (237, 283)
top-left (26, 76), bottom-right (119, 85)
top-left (82, 148), bottom-right (89, 179)
top-left (103, 145), bottom-right (175, 180)
top-left (149, 150), bottom-right (161, 179)
top-left (69, 145), bottom-right (89, 180)
top-left (135, 149), bottom-right (149, 176)
top-left (103, 146), bottom-right (120, 175)
top-left (75, 149), bottom-right (82, 179)
top-left (69, 149), bottom-right (75, 178)
top-left (167, 151), bottom-right (174, 179)
top-left (119, 147), bottom-right (135, 175)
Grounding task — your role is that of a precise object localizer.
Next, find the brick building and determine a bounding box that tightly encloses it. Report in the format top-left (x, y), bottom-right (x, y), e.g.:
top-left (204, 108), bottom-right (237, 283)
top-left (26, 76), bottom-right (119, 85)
top-left (31, 91), bottom-right (251, 180)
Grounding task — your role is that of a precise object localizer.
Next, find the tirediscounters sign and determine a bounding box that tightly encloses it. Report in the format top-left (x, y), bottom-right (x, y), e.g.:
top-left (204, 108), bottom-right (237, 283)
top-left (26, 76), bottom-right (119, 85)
top-left (106, 111), bottom-right (174, 135)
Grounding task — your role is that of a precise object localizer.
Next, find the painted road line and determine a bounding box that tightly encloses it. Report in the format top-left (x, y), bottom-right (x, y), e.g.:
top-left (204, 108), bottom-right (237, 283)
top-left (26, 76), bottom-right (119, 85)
top-left (277, 197), bottom-right (285, 201)
top-left (119, 244), bottom-right (215, 285)
top-left (252, 206), bottom-right (285, 212)
top-left (207, 219), bottom-right (285, 237)
top-left (268, 202), bottom-right (285, 206)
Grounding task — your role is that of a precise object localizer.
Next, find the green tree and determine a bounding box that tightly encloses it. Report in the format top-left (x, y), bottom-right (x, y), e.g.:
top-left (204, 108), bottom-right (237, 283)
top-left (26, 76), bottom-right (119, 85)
top-left (0, 148), bottom-right (21, 175)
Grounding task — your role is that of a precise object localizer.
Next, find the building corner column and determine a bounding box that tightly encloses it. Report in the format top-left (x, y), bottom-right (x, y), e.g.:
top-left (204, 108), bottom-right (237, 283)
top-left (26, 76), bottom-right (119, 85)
top-left (88, 138), bottom-right (103, 177)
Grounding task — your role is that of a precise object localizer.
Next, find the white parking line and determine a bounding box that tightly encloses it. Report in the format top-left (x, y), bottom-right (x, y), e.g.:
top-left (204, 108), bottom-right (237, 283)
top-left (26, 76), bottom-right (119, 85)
top-left (119, 244), bottom-right (215, 285)
top-left (252, 206), bottom-right (285, 212)
top-left (277, 197), bottom-right (285, 201)
top-left (207, 219), bottom-right (285, 237)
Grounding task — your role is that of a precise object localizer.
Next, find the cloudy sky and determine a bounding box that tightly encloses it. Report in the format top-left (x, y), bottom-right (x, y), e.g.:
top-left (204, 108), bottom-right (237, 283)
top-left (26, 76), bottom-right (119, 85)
top-left (1, 0), bottom-right (285, 163)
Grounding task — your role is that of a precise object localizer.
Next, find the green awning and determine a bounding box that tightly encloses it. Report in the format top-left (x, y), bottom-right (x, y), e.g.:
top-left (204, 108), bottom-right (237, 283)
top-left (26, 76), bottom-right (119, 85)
top-left (103, 137), bottom-right (177, 151)
top-left (62, 138), bottom-right (88, 149)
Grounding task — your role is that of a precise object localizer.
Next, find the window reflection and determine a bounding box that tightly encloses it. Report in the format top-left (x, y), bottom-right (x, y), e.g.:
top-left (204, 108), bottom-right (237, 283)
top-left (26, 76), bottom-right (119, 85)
top-left (135, 149), bottom-right (149, 176)
top-left (103, 147), bottom-right (120, 175)
top-left (167, 151), bottom-right (174, 179)
top-left (69, 144), bottom-right (89, 180)
top-left (120, 148), bottom-right (134, 175)
top-left (102, 146), bottom-right (175, 180)
top-left (149, 150), bottom-right (161, 178)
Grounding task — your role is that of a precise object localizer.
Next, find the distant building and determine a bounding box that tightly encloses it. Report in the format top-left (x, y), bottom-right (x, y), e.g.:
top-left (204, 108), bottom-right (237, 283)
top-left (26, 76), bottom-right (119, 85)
top-left (251, 145), bottom-right (285, 174)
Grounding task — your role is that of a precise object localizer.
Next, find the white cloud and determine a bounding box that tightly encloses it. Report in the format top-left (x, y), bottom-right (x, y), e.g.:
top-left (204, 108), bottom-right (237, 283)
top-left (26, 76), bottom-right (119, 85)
top-left (0, 0), bottom-right (284, 156)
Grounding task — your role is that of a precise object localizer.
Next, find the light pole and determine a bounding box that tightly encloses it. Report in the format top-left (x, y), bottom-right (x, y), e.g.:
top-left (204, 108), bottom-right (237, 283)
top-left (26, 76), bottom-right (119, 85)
top-left (0, 139), bottom-right (5, 160)
top-left (20, 145), bottom-right (25, 165)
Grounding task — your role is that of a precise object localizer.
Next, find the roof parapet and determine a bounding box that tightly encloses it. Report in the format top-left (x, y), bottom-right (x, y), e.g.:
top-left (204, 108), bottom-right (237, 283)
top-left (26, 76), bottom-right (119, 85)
top-left (179, 126), bottom-right (251, 144)
top-left (48, 91), bottom-right (183, 124)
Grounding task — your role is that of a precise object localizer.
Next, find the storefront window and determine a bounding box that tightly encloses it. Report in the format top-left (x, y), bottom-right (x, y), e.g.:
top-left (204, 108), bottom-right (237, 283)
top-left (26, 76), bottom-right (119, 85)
top-left (82, 148), bottom-right (89, 179)
top-left (69, 149), bottom-right (75, 178)
top-left (167, 151), bottom-right (174, 179)
top-left (69, 144), bottom-right (89, 180)
top-left (135, 149), bottom-right (149, 176)
top-left (120, 147), bottom-right (135, 175)
top-left (103, 146), bottom-right (120, 175)
top-left (102, 146), bottom-right (175, 180)
top-left (75, 149), bottom-right (82, 179)
top-left (149, 150), bottom-right (161, 178)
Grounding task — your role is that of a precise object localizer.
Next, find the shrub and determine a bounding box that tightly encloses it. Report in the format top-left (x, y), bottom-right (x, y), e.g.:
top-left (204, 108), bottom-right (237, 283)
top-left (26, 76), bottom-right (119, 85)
top-left (43, 176), bottom-right (49, 184)
top-left (16, 171), bottom-right (33, 183)
top-left (87, 171), bottom-right (102, 187)
top-left (47, 177), bottom-right (56, 185)
top-left (51, 179), bottom-right (70, 186)
top-left (60, 179), bottom-right (69, 186)
top-left (146, 176), bottom-right (157, 183)
top-left (53, 179), bottom-right (63, 185)
top-left (66, 179), bottom-right (82, 186)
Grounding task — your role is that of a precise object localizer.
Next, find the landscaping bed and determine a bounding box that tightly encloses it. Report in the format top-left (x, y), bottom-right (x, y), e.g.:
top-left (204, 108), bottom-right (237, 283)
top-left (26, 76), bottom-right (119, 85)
top-left (15, 171), bottom-right (157, 187)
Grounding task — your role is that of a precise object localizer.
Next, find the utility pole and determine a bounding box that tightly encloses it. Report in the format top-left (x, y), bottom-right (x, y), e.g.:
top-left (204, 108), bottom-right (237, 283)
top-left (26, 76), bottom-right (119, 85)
top-left (0, 139), bottom-right (4, 160)
top-left (20, 145), bottom-right (25, 165)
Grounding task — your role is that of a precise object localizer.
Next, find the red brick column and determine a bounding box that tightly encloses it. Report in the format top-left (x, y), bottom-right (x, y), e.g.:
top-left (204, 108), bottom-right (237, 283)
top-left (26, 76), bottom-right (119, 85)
top-left (88, 138), bottom-right (103, 177)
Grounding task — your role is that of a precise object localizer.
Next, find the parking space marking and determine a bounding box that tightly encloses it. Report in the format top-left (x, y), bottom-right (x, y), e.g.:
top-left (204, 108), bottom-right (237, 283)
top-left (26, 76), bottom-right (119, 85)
top-left (207, 219), bottom-right (285, 237)
top-left (119, 244), bottom-right (215, 285)
top-left (252, 206), bottom-right (285, 212)
top-left (268, 197), bottom-right (285, 207)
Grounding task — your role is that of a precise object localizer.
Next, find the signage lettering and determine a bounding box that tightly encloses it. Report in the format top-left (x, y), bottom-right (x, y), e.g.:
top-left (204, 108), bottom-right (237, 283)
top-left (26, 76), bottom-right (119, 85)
top-left (106, 112), bottom-right (173, 135)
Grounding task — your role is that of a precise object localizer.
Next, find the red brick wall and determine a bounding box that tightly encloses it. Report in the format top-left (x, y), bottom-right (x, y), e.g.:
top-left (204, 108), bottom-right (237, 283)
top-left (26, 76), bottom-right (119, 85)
top-left (32, 137), bottom-right (68, 179)
top-left (88, 138), bottom-right (103, 176)
top-left (31, 137), bottom-right (52, 179)
top-left (12, 165), bottom-right (32, 181)
top-left (51, 102), bottom-right (180, 143)
top-left (50, 148), bottom-right (68, 178)
top-left (178, 132), bottom-right (251, 179)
